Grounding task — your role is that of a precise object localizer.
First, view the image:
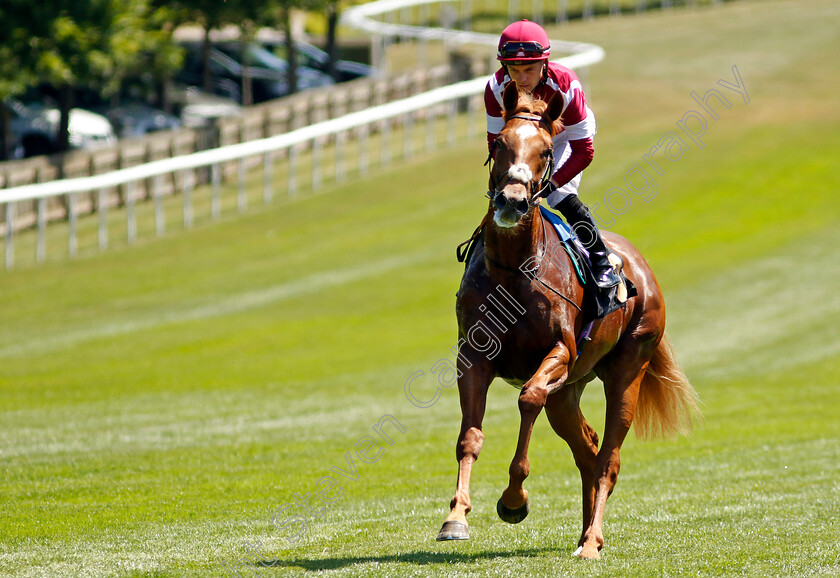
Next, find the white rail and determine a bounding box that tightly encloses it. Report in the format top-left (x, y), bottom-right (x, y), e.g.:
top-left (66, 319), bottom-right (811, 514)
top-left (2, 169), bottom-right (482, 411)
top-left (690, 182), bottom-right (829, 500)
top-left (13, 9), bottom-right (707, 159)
top-left (1, 0), bottom-right (605, 269)
top-left (341, 0), bottom-right (605, 71)
top-left (0, 80), bottom-right (481, 205)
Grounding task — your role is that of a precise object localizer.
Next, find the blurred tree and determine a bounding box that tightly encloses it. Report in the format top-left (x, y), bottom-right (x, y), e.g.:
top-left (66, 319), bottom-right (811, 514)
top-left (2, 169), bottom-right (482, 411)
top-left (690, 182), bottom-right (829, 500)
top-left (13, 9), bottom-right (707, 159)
top-left (271, 0), bottom-right (326, 95)
top-left (120, 4), bottom-right (184, 113)
top-left (0, 1), bottom-right (40, 159)
top-left (278, 2), bottom-right (299, 97)
top-left (324, 0), bottom-right (340, 81)
top-left (30, 1), bottom-right (129, 154)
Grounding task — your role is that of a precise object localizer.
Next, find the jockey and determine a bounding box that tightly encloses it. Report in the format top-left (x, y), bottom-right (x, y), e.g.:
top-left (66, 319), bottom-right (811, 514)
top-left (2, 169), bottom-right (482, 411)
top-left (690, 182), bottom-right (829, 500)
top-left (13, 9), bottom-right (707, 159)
top-left (485, 19), bottom-right (620, 290)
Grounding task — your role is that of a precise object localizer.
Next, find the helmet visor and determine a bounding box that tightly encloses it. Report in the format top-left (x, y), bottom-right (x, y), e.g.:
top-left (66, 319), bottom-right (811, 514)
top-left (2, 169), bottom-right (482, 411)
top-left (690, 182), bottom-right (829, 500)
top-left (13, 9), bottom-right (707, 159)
top-left (497, 41), bottom-right (548, 60)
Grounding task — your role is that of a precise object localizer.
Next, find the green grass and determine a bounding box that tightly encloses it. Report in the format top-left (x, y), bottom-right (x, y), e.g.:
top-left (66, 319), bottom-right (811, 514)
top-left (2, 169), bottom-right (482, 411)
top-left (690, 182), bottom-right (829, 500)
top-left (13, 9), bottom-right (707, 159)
top-left (2, 0), bottom-right (840, 575)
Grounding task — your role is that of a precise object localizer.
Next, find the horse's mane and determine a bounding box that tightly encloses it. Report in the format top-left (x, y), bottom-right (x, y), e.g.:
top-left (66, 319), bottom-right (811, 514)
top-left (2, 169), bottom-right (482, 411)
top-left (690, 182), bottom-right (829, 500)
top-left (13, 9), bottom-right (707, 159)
top-left (504, 93), bottom-right (562, 137)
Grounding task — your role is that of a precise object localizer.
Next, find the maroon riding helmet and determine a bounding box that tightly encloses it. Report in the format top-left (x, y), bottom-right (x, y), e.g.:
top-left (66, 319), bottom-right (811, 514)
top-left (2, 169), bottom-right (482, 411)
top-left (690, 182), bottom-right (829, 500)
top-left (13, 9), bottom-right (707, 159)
top-left (497, 20), bottom-right (552, 65)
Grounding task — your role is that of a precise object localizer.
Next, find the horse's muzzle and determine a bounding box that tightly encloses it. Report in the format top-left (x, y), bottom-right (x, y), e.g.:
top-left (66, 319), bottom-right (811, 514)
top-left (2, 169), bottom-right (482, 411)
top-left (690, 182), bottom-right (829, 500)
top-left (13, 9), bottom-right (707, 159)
top-left (493, 190), bottom-right (530, 227)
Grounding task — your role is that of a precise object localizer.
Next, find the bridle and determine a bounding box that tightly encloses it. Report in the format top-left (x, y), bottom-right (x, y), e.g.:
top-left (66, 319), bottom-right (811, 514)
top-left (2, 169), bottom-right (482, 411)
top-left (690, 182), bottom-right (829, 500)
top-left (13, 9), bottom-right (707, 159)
top-left (485, 114), bottom-right (555, 207)
top-left (470, 113), bottom-right (581, 311)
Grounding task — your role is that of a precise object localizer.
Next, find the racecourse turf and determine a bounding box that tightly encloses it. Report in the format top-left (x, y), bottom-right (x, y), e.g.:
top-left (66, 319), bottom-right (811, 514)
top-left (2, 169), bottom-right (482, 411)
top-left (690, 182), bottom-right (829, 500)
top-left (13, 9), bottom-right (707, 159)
top-left (1, 0), bottom-right (839, 576)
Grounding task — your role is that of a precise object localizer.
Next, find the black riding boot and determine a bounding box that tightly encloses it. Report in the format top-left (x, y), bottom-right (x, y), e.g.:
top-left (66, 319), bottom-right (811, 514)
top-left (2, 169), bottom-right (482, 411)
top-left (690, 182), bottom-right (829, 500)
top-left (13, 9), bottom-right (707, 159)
top-left (554, 195), bottom-right (621, 290)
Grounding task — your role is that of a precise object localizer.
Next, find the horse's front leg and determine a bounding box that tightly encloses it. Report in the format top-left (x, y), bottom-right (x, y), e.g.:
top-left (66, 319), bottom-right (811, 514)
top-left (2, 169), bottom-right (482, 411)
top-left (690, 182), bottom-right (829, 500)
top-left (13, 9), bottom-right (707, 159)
top-left (437, 351), bottom-right (493, 541)
top-left (498, 344), bottom-right (571, 524)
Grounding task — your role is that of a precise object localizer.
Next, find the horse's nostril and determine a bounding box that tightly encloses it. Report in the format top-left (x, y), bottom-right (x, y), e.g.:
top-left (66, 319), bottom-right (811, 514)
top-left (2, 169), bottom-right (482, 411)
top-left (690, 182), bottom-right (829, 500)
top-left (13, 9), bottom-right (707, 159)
top-left (516, 199), bottom-right (529, 214)
top-left (494, 194), bottom-right (506, 210)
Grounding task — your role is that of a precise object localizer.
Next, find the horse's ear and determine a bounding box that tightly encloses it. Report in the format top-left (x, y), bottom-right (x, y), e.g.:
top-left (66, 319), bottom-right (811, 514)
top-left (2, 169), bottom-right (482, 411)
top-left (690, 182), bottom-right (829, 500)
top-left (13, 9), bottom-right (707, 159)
top-left (502, 81), bottom-right (520, 119)
top-left (545, 92), bottom-right (564, 128)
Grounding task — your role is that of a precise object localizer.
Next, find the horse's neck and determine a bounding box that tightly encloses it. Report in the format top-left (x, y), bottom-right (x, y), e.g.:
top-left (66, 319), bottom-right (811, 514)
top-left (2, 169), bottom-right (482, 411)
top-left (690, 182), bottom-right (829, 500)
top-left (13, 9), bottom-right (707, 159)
top-left (483, 210), bottom-right (542, 272)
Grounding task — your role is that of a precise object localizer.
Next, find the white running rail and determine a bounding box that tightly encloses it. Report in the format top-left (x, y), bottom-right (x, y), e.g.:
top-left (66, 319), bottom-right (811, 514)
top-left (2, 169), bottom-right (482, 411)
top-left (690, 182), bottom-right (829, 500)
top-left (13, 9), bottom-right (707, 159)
top-left (341, 0), bottom-right (605, 71)
top-left (1, 0), bottom-right (605, 269)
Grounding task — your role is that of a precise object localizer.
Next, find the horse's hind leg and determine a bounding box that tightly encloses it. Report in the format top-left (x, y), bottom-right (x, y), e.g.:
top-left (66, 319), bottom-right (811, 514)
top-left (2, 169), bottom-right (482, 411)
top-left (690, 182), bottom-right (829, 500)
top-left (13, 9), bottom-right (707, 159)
top-left (498, 344), bottom-right (571, 524)
top-left (544, 381), bottom-right (599, 550)
top-left (577, 362), bottom-right (648, 559)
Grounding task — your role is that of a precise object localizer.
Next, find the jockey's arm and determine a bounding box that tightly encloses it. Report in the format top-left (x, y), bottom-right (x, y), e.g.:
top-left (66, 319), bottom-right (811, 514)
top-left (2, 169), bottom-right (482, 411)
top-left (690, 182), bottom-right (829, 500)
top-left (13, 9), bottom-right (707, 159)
top-left (550, 137), bottom-right (594, 189)
top-left (485, 81), bottom-right (505, 155)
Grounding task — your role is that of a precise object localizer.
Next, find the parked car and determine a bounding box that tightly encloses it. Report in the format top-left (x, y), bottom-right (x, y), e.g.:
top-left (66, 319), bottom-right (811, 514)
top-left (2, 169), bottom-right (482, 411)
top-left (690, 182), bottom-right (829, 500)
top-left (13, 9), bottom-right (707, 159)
top-left (176, 41), bottom-right (334, 104)
top-left (214, 42), bottom-right (336, 93)
top-left (262, 39), bottom-right (376, 83)
top-left (170, 86), bottom-right (242, 129)
top-left (9, 99), bottom-right (116, 157)
top-left (105, 104), bottom-right (182, 138)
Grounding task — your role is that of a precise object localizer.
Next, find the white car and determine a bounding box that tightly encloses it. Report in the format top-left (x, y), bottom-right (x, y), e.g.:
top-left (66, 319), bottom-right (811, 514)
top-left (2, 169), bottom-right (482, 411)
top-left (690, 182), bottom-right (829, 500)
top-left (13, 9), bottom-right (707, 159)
top-left (10, 100), bottom-right (116, 157)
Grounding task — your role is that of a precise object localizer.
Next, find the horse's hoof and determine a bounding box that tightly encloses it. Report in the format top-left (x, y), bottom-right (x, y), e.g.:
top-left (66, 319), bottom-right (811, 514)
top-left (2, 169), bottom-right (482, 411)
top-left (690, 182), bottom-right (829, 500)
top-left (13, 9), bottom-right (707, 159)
top-left (436, 520), bottom-right (469, 541)
top-left (496, 496), bottom-right (529, 524)
top-left (573, 544), bottom-right (601, 560)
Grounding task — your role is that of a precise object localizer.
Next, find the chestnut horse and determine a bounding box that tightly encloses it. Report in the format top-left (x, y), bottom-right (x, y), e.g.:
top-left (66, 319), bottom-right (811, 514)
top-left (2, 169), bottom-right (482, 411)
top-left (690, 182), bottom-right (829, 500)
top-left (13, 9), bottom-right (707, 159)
top-left (436, 83), bottom-right (700, 559)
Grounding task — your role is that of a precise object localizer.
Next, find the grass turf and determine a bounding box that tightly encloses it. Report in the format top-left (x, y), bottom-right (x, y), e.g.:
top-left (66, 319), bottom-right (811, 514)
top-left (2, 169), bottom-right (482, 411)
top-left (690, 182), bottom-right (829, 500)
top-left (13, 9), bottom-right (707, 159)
top-left (1, 0), bottom-right (839, 575)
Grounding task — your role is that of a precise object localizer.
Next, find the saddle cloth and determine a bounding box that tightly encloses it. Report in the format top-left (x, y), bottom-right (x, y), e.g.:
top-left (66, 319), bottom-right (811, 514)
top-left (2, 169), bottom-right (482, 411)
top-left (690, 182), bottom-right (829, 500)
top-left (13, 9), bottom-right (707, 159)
top-left (539, 205), bottom-right (637, 319)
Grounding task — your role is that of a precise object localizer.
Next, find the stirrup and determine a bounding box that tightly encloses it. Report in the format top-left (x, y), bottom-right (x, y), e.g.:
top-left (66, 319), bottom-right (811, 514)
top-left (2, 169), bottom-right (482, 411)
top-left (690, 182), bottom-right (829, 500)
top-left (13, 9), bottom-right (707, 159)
top-left (595, 269), bottom-right (621, 290)
top-left (592, 256), bottom-right (621, 289)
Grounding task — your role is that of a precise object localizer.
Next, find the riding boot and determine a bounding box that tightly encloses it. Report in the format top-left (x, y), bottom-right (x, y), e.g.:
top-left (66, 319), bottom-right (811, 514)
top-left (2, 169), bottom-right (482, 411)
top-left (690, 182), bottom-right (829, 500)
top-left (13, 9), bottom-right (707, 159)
top-left (554, 195), bottom-right (621, 290)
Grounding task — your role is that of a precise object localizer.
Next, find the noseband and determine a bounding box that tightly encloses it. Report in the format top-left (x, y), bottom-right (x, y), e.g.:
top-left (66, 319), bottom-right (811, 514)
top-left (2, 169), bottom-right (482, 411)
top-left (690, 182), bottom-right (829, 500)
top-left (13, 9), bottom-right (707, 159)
top-left (485, 114), bottom-right (556, 207)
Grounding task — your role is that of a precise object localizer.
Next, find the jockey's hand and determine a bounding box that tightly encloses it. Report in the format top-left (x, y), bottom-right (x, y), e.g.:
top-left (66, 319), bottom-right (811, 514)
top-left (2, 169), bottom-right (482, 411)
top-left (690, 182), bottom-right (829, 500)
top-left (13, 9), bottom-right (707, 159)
top-left (533, 180), bottom-right (556, 204)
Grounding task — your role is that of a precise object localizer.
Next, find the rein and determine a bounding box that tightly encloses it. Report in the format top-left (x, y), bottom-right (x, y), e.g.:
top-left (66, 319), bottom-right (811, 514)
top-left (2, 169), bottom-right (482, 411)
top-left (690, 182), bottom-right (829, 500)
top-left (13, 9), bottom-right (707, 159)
top-left (485, 114), bottom-right (556, 206)
top-left (529, 216), bottom-right (582, 312)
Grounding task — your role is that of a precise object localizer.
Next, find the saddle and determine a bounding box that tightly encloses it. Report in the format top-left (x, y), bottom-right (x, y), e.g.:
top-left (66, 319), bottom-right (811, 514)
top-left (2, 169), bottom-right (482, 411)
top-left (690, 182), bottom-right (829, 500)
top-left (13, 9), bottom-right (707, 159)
top-left (539, 206), bottom-right (637, 320)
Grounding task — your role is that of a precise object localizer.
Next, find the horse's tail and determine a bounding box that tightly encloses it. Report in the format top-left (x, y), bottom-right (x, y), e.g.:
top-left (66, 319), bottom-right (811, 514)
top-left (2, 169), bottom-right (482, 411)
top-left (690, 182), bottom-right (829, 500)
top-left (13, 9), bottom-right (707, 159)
top-left (634, 332), bottom-right (702, 440)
